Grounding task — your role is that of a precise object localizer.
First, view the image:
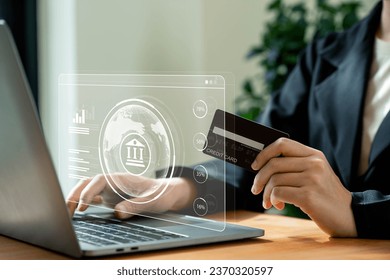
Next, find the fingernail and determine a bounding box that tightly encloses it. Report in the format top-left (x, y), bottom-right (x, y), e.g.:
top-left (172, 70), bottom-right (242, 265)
top-left (251, 185), bottom-right (258, 195)
top-left (77, 204), bottom-right (86, 211)
top-left (115, 204), bottom-right (124, 214)
top-left (251, 160), bottom-right (258, 170)
top-left (114, 205), bottom-right (130, 219)
top-left (77, 200), bottom-right (88, 211)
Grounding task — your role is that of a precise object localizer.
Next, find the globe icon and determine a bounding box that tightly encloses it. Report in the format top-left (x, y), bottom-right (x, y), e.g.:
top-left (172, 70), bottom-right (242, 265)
top-left (99, 99), bottom-right (175, 200)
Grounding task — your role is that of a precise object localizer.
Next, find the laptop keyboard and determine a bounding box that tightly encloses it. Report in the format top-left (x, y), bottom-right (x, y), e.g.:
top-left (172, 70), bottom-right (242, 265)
top-left (73, 215), bottom-right (186, 247)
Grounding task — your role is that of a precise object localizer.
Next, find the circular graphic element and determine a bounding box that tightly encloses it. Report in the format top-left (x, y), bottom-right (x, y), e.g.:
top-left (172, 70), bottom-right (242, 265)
top-left (192, 100), bottom-right (208, 119)
top-left (99, 99), bottom-right (175, 201)
top-left (193, 197), bottom-right (208, 216)
top-left (193, 165), bottom-right (208, 184)
top-left (192, 132), bottom-right (207, 152)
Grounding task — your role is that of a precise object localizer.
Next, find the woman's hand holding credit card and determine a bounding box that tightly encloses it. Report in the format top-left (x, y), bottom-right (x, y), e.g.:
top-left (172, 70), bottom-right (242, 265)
top-left (202, 109), bottom-right (289, 172)
top-left (202, 110), bottom-right (357, 237)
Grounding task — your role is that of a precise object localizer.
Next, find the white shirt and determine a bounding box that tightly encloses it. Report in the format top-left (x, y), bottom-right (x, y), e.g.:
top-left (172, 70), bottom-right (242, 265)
top-left (359, 37), bottom-right (390, 175)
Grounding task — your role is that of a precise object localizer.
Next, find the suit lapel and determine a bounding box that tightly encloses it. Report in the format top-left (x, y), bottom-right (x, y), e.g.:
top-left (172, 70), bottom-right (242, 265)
top-left (312, 2), bottom-right (385, 185)
top-left (315, 45), bottom-right (371, 185)
top-left (311, 2), bottom-right (383, 186)
top-left (370, 110), bottom-right (390, 164)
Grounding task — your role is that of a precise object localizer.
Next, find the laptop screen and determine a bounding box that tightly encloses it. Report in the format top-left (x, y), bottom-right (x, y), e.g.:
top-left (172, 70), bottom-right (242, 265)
top-left (58, 74), bottom-right (229, 231)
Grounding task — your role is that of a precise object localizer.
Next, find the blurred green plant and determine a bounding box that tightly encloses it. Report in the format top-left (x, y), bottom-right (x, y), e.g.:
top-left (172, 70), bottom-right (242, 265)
top-left (236, 0), bottom-right (361, 120)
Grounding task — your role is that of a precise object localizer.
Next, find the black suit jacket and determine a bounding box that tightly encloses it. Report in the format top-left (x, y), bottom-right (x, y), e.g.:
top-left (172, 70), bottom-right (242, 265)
top-left (257, 1), bottom-right (390, 238)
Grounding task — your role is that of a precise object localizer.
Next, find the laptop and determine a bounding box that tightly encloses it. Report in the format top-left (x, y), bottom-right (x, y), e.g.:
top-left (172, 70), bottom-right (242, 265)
top-left (0, 20), bottom-right (264, 258)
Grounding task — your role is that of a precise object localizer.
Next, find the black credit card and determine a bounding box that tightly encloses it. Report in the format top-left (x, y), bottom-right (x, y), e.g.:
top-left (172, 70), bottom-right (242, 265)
top-left (203, 109), bottom-right (289, 172)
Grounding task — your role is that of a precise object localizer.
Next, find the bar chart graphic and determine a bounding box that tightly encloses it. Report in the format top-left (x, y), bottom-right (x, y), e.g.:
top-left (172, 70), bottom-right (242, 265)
top-left (69, 106), bottom-right (97, 135)
top-left (72, 109), bottom-right (86, 124)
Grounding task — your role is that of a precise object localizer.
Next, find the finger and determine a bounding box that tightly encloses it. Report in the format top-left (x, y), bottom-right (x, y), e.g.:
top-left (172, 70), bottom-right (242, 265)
top-left (252, 157), bottom-right (305, 195)
top-left (266, 187), bottom-right (287, 210)
top-left (66, 199), bottom-right (79, 217)
top-left (252, 138), bottom-right (314, 170)
top-left (262, 173), bottom-right (302, 209)
top-left (272, 201), bottom-right (285, 210)
top-left (251, 169), bottom-right (264, 195)
top-left (118, 175), bottom-right (157, 195)
top-left (114, 197), bottom-right (153, 219)
top-left (78, 175), bottom-right (109, 211)
top-left (270, 185), bottom-right (306, 210)
top-left (114, 201), bottom-right (137, 219)
top-left (113, 178), bottom-right (189, 220)
top-left (113, 186), bottom-right (169, 219)
top-left (92, 195), bottom-right (104, 204)
top-left (66, 177), bottom-right (92, 216)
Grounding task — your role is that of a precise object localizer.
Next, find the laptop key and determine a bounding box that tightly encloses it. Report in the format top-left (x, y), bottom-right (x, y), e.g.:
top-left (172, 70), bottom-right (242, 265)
top-left (72, 215), bottom-right (186, 247)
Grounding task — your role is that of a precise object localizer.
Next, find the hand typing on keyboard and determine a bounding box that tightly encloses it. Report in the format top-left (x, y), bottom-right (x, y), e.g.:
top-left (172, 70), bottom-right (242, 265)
top-left (66, 174), bottom-right (196, 219)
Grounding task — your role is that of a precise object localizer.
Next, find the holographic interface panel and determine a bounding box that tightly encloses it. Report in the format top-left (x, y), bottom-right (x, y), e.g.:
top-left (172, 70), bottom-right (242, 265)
top-left (58, 74), bottom-right (227, 231)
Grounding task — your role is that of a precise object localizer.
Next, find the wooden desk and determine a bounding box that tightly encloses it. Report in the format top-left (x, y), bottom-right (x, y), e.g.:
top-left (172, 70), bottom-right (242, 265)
top-left (1, 211), bottom-right (389, 260)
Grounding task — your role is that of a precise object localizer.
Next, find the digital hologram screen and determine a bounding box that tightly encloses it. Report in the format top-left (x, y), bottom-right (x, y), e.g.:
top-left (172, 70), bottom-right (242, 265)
top-left (58, 74), bottom-right (228, 231)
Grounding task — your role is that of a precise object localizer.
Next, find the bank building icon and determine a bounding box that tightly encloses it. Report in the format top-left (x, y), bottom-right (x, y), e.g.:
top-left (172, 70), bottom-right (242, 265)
top-left (125, 138), bottom-right (146, 168)
top-left (120, 133), bottom-right (151, 176)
